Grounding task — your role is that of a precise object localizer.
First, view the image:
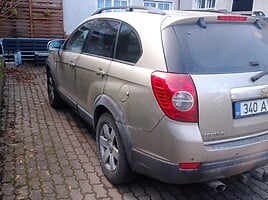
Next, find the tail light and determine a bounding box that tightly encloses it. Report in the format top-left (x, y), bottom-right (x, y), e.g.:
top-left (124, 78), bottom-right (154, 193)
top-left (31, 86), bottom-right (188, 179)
top-left (217, 16), bottom-right (247, 21)
top-left (179, 162), bottom-right (201, 170)
top-left (151, 71), bottom-right (198, 123)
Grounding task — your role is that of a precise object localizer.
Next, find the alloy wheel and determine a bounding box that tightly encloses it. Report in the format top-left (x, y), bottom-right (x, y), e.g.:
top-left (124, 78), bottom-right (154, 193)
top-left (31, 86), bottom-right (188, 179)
top-left (99, 124), bottom-right (119, 171)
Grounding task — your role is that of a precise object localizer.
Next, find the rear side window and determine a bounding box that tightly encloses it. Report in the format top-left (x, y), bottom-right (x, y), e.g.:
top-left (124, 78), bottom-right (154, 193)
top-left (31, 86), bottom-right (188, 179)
top-left (87, 20), bottom-right (120, 58)
top-left (163, 22), bottom-right (268, 74)
top-left (115, 23), bottom-right (142, 63)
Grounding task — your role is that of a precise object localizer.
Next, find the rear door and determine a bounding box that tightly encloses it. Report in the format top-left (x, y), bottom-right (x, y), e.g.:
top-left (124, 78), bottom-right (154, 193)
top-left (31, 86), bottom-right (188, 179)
top-left (75, 19), bottom-right (120, 113)
top-left (163, 18), bottom-right (268, 143)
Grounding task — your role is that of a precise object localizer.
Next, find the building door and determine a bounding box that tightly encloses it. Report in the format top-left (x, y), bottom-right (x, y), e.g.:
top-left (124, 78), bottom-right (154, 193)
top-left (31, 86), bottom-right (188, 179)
top-left (232, 0), bottom-right (253, 11)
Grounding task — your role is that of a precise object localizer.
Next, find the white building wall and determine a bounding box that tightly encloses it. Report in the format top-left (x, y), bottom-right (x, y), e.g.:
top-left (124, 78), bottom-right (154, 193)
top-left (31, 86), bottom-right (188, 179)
top-left (63, 0), bottom-right (179, 35)
top-left (179, 0), bottom-right (193, 9)
top-left (63, 0), bottom-right (96, 35)
top-left (180, 0), bottom-right (268, 15)
top-left (131, 0), bottom-right (141, 6)
top-left (253, 0), bottom-right (268, 15)
top-left (63, 0), bottom-right (268, 35)
top-left (215, 0), bottom-right (233, 11)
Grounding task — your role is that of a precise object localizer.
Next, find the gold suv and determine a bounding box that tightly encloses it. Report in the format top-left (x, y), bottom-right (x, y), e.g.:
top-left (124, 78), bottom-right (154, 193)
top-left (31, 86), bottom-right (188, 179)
top-left (46, 6), bottom-right (268, 190)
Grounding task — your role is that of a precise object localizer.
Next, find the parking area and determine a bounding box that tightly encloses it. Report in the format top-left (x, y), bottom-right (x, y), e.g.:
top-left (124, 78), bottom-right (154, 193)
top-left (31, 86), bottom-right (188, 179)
top-left (1, 64), bottom-right (268, 200)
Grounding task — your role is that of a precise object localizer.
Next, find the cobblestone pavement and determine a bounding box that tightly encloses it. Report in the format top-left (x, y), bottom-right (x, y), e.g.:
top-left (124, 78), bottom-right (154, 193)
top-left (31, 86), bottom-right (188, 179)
top-left (1, 64), bottom-right (268, 200)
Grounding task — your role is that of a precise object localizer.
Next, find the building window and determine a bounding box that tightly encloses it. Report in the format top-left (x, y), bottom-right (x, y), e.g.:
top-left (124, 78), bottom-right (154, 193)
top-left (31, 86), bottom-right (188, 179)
top-left (115, 0), bottom-right (128, 6)
top-left (232, 0), bottom-right (253, 11)
top-left (195, 0), bottom-right (215, 9)
top-left (144, 1), bottom-right (172, 10)
top-left (98, 0), bottom-right (128, 8)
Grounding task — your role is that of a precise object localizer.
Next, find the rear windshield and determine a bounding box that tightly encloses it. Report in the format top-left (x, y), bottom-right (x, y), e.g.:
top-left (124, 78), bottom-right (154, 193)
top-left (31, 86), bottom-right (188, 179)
top-left (162, 22), bottom-right (268, 74)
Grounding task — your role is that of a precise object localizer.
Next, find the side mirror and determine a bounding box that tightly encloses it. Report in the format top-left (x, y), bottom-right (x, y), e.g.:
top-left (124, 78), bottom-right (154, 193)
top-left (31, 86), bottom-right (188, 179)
top-left (47, 39), bottom-right (65, 51)
top-left (0, 39), bottom-right (3, 55)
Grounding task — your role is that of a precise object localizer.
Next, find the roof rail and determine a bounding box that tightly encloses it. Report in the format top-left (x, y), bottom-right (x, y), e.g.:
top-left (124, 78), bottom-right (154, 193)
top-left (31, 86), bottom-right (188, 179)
top-left (92, 6), bottom-right (166, 16)
top-left (183, 9), bottom-right (229, 14)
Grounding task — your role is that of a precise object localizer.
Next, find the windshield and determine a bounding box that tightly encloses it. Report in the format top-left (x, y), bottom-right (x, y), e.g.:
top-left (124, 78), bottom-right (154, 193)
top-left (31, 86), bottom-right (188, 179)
top-left (162, 22), bottom-right (268, 74)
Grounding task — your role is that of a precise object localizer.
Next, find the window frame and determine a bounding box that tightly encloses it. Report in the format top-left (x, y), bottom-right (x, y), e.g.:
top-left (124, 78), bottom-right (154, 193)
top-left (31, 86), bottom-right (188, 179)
top-left (64, 18), bottom-right (143, 64)
top-left (195, 0), bottom-right (216, 9)
top-left (97, 0), bottom-right (129, 8)
top-left (143, 1), bottom-right (173, 10)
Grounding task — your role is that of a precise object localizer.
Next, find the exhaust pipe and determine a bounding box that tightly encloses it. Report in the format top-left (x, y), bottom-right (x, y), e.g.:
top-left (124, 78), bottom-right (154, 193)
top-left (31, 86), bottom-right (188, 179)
top-left (205, 180), bottom-right (226, 192)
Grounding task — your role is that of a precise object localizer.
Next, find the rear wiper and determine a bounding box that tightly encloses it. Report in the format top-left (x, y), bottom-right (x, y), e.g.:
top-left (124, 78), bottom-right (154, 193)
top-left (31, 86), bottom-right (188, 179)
top-left (251, 71), bottom-right (268, 82)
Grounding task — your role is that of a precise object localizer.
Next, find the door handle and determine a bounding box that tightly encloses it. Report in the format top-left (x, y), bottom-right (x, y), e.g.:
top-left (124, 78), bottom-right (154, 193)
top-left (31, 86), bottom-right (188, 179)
top-left (95, 68), bottom-right (105, 77)
top-left (70, 62), bottom-right (75, 68)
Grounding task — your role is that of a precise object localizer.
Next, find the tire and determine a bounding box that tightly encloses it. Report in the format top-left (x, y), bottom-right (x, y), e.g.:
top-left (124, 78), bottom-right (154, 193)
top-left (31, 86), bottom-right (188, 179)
top-left (47, 70), bottom-right (64, 109)
top-left (96, 113), bottom-right (135, 184)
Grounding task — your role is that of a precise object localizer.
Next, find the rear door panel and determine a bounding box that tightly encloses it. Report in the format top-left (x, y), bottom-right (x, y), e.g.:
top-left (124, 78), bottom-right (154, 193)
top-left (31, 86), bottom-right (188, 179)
top-left (75, 55), bottom-right (111, 113)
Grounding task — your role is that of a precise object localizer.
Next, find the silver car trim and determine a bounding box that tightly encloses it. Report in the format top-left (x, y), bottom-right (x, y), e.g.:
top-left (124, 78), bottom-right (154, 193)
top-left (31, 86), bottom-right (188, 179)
top-left (231, 84), bottom-right (268, 101)
top-left (204, 131), bottom-right (268, 151)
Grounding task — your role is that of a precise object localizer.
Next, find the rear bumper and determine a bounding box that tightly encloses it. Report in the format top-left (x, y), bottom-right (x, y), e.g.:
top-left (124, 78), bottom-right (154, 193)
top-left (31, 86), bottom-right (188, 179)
top-left (131, 148), bottom-right (268, 184)
top-left (118, 116), bottom-right (268, 184)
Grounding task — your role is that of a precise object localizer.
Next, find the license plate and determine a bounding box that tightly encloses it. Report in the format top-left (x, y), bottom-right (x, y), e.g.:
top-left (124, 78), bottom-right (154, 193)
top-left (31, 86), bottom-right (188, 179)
top-left (234, 98), bottom-right (268, 118)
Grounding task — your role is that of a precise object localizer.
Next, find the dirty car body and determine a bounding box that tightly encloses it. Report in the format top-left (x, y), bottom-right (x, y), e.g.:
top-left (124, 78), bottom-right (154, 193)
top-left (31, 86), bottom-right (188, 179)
top-left (46, 7), bottom-right (268, 185)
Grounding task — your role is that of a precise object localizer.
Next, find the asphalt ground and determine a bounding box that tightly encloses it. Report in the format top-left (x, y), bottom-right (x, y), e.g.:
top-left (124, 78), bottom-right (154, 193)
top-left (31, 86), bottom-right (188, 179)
top-left (1, 63), bottom-right (268, 200)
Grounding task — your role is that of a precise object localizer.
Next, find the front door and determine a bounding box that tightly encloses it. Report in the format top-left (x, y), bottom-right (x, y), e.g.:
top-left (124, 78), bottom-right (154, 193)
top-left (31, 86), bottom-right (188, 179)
top-left (57, 51), bottom-right (79, 102)
top-left (56, 24), bottom-right (91, 104)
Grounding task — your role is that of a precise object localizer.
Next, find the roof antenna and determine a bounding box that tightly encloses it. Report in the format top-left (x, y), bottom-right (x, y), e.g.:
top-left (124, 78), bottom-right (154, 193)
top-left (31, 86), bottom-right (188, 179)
top-left (126, 7), bottom-right (133, 12)
top-left (254, 19), bottom-right (262, 29)
top-left (197, 18), bottom-right (207, 29)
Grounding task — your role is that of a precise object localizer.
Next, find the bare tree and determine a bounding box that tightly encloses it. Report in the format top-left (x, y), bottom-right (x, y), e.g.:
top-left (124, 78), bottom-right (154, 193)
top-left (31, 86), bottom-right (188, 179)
top-left (0, 0), bottom-right (22, 20)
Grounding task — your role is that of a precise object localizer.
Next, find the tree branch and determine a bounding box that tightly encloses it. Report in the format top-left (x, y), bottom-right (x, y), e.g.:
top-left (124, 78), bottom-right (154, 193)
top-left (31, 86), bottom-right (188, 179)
top-left (0, 0), bottom-right (22, 20)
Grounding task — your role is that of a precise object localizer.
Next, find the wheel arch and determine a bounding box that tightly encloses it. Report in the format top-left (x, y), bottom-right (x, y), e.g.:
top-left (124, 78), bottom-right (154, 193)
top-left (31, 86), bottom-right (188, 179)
top-left (93, 95), bottom-right (127, 128)
top-left (93, 95), bottom-right (134, 164)
top-left (46, 60), bottom-right (58, 88)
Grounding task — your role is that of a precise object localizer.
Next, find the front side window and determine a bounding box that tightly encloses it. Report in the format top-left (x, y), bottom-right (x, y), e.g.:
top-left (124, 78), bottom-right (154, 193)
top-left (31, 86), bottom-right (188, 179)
top-left (63, 21), bottom-right (94, 53)
top-left (144, 1), bottom-right (172, 10)
top-left (87, 20), bottom-right (120, 58)
top-left (195, 0), bottom-right (216, 9)
top-left (115, 23), bottom-right (142, 63)
top-left (98, 0), bottom-right (128, 8)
